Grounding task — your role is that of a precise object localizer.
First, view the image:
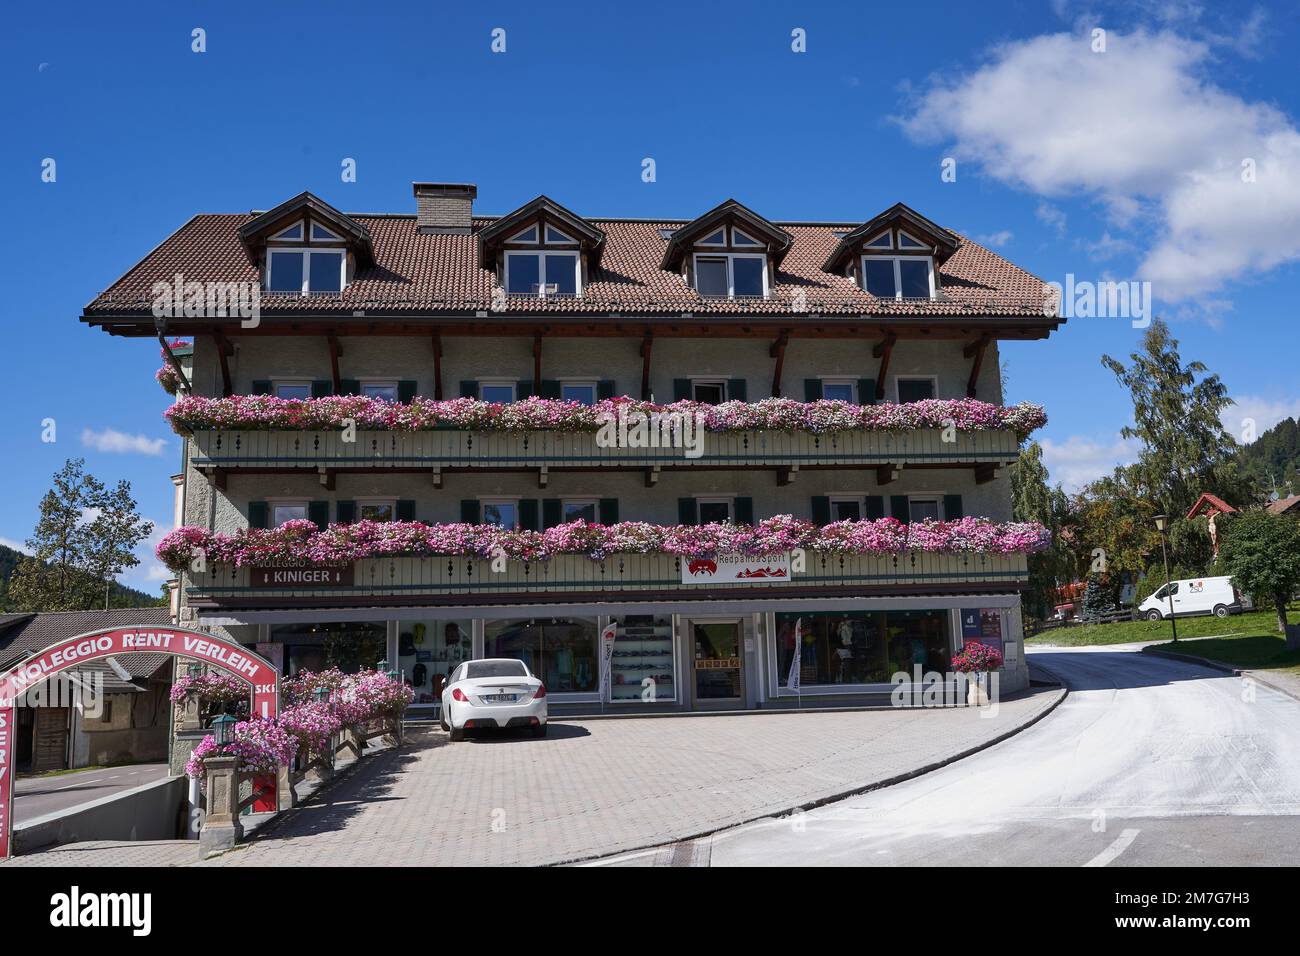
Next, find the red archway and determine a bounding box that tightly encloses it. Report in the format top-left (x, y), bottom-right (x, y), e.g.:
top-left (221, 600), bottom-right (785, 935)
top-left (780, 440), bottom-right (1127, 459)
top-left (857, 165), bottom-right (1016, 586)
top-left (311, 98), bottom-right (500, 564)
top-left (0, 625), bottom-right (279, 859)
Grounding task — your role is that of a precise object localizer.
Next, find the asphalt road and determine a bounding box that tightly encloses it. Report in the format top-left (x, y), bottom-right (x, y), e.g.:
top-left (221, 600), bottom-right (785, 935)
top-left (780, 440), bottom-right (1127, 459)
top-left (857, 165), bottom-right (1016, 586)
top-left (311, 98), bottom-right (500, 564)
top-left (593, 648), bottom-right (1300, 866)
top-left (12, 763), bottom-right (170, 823)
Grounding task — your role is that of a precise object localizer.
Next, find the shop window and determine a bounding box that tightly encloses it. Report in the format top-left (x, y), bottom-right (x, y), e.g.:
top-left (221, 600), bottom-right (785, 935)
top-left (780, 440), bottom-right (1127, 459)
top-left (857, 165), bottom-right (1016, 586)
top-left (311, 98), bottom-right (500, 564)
top-left (484, 618), bottom-right (599, 693)
top-left (607, 614), bottom-right (676, 703)
top-left (270, 621), bottom-right (388, 676)
top-left (774, 609), bottom-right (950, 688)
top-left (396, 619), bottom-right (470, 707)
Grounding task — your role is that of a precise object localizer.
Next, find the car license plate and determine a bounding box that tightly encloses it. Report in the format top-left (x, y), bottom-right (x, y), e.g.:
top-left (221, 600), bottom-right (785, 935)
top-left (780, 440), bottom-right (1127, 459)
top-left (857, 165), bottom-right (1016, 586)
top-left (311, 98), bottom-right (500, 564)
top-left (484, 693), bottom-right (518, 702)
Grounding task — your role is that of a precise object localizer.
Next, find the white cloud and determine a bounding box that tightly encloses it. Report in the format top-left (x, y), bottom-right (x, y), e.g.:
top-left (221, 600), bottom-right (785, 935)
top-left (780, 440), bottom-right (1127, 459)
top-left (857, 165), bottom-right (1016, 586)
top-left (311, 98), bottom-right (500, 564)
top-left (1081, 231), bottom-right (1135, 261)
top-left (1040, 433), bottom-right (1143, 492)
top-left (975, 230), bottom-right (1013, 248)
top-left (899, 29), bottom-right (1300, 302)
top-left (1035, 201), bottom-right (1067, 236)
top-left (0, 536), bottom-right (32, 555)
top-left (1222, 394), bottom-right (1300, 444)
top-left (81, 427), bottom-right (168, 456)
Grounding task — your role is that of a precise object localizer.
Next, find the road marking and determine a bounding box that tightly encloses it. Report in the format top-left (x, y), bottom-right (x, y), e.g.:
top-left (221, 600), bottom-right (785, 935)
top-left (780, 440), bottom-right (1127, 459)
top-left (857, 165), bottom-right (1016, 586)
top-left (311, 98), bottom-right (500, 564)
top-left (1084, 828), bottom-right (1140, 867)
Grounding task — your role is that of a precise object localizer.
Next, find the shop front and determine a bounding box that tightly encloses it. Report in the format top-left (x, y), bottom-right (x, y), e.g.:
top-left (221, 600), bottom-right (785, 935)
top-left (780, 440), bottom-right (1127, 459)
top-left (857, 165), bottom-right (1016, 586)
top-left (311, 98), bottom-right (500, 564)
top-left (202, 592), bottom-right (1025, 715)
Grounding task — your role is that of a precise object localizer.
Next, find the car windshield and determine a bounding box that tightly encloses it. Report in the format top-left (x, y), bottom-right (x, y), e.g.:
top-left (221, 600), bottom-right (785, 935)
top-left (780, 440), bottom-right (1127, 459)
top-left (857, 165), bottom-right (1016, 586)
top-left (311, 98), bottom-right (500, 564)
top-left (465, 660), bottom-right (528, 679)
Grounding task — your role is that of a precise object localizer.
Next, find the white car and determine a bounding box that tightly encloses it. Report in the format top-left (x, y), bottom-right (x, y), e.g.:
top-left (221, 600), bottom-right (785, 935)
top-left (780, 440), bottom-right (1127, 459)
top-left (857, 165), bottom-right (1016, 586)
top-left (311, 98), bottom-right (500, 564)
top-left (440, 658), bottom-right (547, 741)
top-left (1138, 575), bottom-right (1243, 621)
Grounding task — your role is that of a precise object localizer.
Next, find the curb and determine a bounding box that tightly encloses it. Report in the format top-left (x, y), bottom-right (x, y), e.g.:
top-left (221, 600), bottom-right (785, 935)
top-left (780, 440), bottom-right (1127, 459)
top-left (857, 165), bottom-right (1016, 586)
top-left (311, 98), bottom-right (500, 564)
top-left (561, 677), bottom-right (1069, 867)
top-left (1142, 647), bottom-right (1300, 703)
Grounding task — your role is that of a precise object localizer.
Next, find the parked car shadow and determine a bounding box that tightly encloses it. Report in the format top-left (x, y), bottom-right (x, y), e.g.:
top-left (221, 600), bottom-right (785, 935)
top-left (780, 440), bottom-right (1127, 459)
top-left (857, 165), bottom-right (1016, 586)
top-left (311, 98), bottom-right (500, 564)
top-left (460, 722), bottom-right (591, 744)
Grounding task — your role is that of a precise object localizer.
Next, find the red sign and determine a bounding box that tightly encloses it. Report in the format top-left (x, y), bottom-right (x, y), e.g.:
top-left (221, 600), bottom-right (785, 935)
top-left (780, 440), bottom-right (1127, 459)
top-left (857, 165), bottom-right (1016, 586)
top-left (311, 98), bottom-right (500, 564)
top-left (0, 626), bottom-right (280, 860)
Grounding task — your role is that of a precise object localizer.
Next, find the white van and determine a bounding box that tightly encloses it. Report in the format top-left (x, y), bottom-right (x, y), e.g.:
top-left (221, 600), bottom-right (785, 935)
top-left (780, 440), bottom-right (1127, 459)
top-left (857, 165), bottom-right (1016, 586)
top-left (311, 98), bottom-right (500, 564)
top-left (1138, 576), bottom-right (1243, 621)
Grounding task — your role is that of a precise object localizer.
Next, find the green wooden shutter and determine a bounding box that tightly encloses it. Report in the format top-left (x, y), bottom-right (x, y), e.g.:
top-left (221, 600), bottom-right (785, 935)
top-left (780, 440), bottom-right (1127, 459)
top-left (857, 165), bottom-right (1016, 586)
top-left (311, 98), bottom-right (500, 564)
top-left (460, 500), bottom-right (480, 524)
top-left (734, 496), bottom-right (754, 525)
top-left (396, 499), bottom-right (416, 522)
top-left (335, 500), bottom-right (356, 524)
top-left (248, 501), bottom-right (269, 529)
top-left (678, 498), bottom-right (698, 525)
top-left (943, 494), bottom-right (964, 520)
top-left (311, 380), bottom-right (333, 398)
top-left (517, 380), bottom-right (535, 398)
top-left (539, 380), bottom-right (561, 399)
top-left (890, 495), bottom-right (910, 523)
top-left (460, 380), bottom-right (478, 398)
top-left (597, 380), bottom-right (616, 400)
top-left (339, 379), bottom-right (360, 396)
top-left (672, 379), bottom-right (691, 402)
top-left (518, 498), bottom-right (540, 531)
top-left (542, 499), bottom-right (563, 529)
top-left (858, 378), bottom-right (877, 405)
top-left (251, 380), bottom-right (273, 396)
top-left (307, 501), bottom-right (329, 530)
top-left (599, 498), bottom-right (620, 525)
top-left (811, 496), bottom-right (831, 526)
top-left (398, 381), bottom-right (418, 404)
top-left (865, 495), bottom-right (885, 520)
top-left (804, 379), bottom-right (822, 402)
top-left (727, 378), bottom-right (748, 401)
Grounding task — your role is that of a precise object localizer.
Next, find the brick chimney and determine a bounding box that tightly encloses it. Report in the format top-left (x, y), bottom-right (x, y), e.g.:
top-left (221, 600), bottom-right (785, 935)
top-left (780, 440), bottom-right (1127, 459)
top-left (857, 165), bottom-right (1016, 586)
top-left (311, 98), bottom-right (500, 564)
top-left (413, 182), bottom-right (477, 234)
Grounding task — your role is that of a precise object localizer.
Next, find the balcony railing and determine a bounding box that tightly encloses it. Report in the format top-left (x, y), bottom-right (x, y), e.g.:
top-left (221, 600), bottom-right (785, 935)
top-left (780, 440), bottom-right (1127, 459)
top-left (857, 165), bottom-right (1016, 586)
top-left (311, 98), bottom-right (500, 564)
top-left (188, 426), bottom-right (1020, 472)
top-left (184, 550), bottom-right (1029, 607)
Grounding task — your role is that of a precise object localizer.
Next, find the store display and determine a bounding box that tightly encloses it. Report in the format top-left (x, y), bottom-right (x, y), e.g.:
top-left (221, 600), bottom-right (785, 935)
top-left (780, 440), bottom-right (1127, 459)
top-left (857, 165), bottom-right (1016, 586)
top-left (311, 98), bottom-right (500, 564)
top-left (610, 615), bottom-right (675, 702)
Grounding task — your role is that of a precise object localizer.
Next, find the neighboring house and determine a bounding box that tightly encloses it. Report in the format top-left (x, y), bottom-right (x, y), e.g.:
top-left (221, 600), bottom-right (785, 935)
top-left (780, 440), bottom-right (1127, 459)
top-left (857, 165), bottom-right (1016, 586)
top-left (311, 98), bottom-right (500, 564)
top-left (81, 183), bottom-right (1063, 713)
top-left (0, 608), bottom-right (173, 772)
top-left (1266, 494), bottom-right (1300, 517)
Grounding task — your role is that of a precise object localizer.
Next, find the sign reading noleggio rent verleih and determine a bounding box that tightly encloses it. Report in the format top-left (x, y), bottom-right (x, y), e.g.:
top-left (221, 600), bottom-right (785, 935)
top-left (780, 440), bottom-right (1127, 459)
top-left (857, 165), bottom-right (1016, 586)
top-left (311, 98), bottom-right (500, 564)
top-left (681, 552), bottom-right (791, 584)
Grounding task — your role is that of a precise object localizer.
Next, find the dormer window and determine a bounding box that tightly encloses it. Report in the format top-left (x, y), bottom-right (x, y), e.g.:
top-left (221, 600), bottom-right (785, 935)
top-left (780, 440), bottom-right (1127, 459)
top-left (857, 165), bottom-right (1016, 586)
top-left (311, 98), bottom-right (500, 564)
top-left (860, 254), bottom-right (935, 299)
top-left (694, 253), bottom-right (767, 298)
top-left (864, 231), bottom-right (892, 249)
top-left (504, 227), bottom-right (582, 298)
top-left (264, 217), bottom-right (348, 295)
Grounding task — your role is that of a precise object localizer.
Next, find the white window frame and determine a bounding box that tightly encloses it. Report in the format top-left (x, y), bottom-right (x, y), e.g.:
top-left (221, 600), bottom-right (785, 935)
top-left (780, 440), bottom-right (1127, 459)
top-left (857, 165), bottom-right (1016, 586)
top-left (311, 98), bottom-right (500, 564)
top-left (828, 495), bottom-right (866, 522)
top-left (690, 378), bottom-right (729, 404)
top-left (265, 246), bottom-right (347, 295)
top-left (907, 495), bottom-right (945, 523)
top-left (895, 375), bottom-right (939, 403)
top-left (544, 224), bottom-right (577, 244)
top-left (272, 379), bottom-right (313, 400)
top-left (503, 250), bottom-right (582, 298)
top-left (507, 224), bottom-right (540, 244)
top-left (560, 380), bottom-right (598, 405)
top-left (864, 230), bottom-right (893, 249)
top-left (310, 221), bottom-right (344, 241)
top-left (480, 497), bottom-right (521, 529)
top-left (356, 498), bottom-right (398, 523)
top-left (269, 499), bottom-right (310, 528)
top-left (697, 227), bottom-right (728, 247)
top-left (359, 379), bottom-right (399, 401)
top-left (692, 252), bottom-right (768, 299)
top-left (696, 496), bottom-right (735, 524)
top-left (819, 378), bottom-right (858, 403)
top-left (730, 226), bottom-right (762, 246)
top-left (478, 380), bottom-right (517, 403)
top-left (859, 254), bottom-right (936, 300)
top-left (897, 230), bottom-right (928, 250)
top-left (561, 498), bottom-right (600, 523)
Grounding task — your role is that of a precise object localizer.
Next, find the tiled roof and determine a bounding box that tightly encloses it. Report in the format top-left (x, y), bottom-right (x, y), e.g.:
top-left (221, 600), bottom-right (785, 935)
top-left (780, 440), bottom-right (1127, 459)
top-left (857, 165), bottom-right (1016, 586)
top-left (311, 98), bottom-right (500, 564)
top-left (0, 607), bottom-right (173, 677)
top-left (84, 211), bottom-right (1052, 320)
top-left (1267, 494), bottom-right (1300, 515)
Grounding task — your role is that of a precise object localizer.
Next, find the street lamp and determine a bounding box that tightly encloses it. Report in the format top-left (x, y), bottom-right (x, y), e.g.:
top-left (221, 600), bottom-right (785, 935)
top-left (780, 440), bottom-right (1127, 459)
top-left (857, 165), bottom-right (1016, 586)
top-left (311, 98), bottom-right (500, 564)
top-left (1153, 514), bottom-right (1178, 643)
top-left (212, 713), bottom-right (237, 745)
top-left (187, 662), bottom-right (202, 680)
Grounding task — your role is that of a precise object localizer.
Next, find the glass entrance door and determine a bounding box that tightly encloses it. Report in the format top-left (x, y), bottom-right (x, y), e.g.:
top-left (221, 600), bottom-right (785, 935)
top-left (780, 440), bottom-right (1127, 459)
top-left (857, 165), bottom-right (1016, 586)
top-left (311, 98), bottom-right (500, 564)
top-left (692, 621), bottom-right (743, 704)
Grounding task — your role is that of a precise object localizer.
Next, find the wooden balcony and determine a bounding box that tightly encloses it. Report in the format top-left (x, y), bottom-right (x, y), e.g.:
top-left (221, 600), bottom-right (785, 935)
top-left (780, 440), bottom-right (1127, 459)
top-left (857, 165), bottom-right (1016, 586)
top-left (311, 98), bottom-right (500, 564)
top-left (184, 550), bottom-right (1029, 609)
top-left (188, 427), bottom-right (1019, 482)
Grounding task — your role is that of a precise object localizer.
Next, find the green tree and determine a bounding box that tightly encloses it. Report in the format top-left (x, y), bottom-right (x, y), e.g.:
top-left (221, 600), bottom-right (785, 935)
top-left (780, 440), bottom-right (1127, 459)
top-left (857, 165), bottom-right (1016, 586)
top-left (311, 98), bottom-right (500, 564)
top-left (1101, 319), bottom-right (1254, 514)
top-left (1219, 511), bottom-right (1300, 634)
top-left (1069, 468), bottom-right (1160, 586)
top-left (1011, 441), bottom-right (1072, 619)
top-left (8, 459), bottom-right (152, 612)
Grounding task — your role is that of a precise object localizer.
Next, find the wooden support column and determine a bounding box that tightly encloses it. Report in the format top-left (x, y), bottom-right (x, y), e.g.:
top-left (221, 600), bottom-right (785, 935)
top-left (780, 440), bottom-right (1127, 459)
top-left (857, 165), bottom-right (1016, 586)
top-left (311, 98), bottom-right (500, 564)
top-left (431, 332), bottom-right (444, 400)
top-left (964, 334), bottom-right (992, 399)
top-left (327, 334), bottom-right (343, 394)
top-left (872, 334), bottom-right (896, 401)
top-left (640, 332), bottom-right (654, 400)
top-left (211, 330), bottom-right (234, 398)
top-left (769, 329), bottom-right (790, 398)
top-left (533, 332), bottom-right (543, 387)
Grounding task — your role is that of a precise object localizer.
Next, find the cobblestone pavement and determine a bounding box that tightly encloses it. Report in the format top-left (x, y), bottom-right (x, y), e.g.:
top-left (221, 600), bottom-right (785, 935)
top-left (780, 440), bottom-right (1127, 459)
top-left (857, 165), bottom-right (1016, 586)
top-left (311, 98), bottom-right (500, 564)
top-left (4, 686), bottom-right (1063, 868)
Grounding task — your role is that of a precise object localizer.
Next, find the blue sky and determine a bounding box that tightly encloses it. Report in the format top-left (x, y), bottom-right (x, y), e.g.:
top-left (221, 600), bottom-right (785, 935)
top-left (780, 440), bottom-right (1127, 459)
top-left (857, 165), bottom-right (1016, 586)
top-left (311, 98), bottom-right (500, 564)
top-left (2, 0), bottom-right (1298, 589)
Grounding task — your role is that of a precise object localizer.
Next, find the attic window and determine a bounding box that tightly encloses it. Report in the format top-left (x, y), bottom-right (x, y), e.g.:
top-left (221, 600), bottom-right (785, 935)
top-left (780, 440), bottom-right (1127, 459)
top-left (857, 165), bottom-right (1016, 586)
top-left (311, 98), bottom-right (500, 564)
top-left (501, 221), bottom-right (585, 297)
top-left (731, 227), bottom-right (761, 247)
top-left (699, 227), bottom-right (727, 246)
top-left (544, 225), bottom-right (576, 244)
top-left (694, 253), bottom-right (767, 299)
top-left (264, 219), bottom-right (348, 295)
top-left (508, 225), bottom-right (540, 244)
top-left (897, 231), bottom-right (927, 250)
top-left (860, 255), bottom-right (935, 300)
top-left (658, 228), bottom-right (676, 240)
top-left (864, 232), bottom-right (892, 249)
top-left (311, 222), bottom-right (343, 241)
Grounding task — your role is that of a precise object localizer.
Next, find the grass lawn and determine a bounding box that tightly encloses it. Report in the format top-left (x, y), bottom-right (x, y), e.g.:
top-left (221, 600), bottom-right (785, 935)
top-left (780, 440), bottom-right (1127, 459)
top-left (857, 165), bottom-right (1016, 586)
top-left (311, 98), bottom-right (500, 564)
top-left (1027, 602), bottom-right (1300, 676)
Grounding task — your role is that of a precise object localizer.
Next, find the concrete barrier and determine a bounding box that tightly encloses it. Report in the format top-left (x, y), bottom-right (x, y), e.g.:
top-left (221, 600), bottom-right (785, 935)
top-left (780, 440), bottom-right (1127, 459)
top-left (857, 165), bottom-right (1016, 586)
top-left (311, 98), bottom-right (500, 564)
top-left (14, 774), bottom-right (188, 855)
